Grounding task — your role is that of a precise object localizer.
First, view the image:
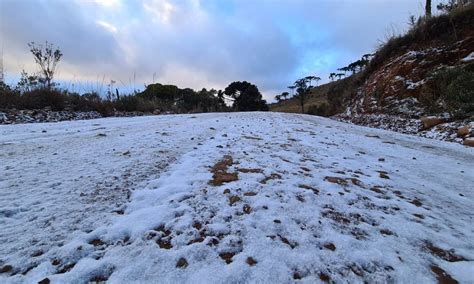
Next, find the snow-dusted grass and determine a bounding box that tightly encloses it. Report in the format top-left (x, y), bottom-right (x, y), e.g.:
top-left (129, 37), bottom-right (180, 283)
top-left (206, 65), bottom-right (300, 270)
top-left (1, 112), bottom-right (473, 283)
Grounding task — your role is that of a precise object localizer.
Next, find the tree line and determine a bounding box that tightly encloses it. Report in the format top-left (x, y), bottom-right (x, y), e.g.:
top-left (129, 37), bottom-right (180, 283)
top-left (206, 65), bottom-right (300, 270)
top-left (275, 54), bottom-right (373, 114)
top-left (0, 42), bottom-right (269, 115)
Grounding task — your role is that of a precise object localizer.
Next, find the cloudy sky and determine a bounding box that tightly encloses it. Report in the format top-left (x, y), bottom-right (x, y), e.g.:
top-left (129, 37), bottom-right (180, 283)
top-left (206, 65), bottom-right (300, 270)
top-left (1, 0), bottom-right (443, 99)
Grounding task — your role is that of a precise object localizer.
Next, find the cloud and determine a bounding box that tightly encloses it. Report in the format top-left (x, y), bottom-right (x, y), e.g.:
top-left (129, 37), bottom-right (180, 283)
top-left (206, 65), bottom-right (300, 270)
top-left (96, 20), bottom-right (118, 34)
top-left (1, 0), bottom-right (445, 100)
top-left (143, 0), bottom-right (175, 24)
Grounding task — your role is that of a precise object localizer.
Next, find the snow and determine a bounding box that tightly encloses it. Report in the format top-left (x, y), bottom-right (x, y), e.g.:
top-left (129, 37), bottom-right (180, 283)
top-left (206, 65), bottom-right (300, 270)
top-left (461, 52), bottom-right (474, 62)
top-left (1, 112), bottom-right (473, 283)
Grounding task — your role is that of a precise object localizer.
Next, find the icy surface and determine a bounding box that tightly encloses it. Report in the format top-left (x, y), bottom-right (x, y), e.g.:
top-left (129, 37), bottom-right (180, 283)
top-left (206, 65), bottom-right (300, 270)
top-left (1, 113), bottom-right (473, 283)
top-left (461, 52), bottom-right (474, 62)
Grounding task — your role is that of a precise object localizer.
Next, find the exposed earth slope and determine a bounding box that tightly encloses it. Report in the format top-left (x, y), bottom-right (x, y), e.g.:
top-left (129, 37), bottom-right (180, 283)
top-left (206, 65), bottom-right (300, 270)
top-left (1, 113), bottom-right (473, 283)
top-left (271, 5), bottom-right (474, 144)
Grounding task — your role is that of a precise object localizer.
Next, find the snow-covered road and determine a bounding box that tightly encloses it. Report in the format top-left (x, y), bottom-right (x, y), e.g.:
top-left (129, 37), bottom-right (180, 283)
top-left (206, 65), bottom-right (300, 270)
top-left (1, 112), bottom-right (473, 283)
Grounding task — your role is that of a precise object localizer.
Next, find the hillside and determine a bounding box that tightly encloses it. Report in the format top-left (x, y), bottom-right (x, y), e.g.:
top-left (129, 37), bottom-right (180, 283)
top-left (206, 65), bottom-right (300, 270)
top-left (1, 113), bottom-right (473, 283)
top-left (270, 4), bottom-right (474, 145)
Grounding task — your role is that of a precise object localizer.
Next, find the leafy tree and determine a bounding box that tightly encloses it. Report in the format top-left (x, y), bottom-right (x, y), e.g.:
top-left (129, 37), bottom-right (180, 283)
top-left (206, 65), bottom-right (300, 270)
top-left (336, 73), bottom-right (345, 80)
top-left (437, 0), bottom-right (469, 12)
top-left (224, 81), bottom-right (268, 111)
top-left (329, 73), bottom-right (337, 81)
top-left (305, 75), bottom-right (321, 87)
top-left (294, 78), bottom-right (310, 113)
top-left (287, 85), bottom-right (297, 97)
top-left (281, 91), bottom-right (289, 100)
top-left (275, 94), bottom-right (282, 102)
top-left (28, 41), bottom-right (63, 90)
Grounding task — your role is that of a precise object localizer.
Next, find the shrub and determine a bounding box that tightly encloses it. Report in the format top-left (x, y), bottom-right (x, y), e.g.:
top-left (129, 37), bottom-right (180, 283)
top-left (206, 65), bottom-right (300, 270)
top-left (307, 103), bottom-right (329, 116)
top-left (443, 69), bottom-right (474, 116)
top-left (420, 67), bottom-right (474, 117)
top-left (20, 88), bottom-right (67, 111)
top-left (0, 83), bottom-right (20, 109)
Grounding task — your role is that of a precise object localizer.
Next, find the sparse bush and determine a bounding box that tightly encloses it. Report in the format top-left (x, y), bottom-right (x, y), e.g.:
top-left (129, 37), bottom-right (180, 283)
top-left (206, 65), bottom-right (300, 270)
top-left (420, 67), bottom-right (474, 117)
top-left (443, 69), bottom-right (474, 116)
top-left (365, 3), bottom-right (474, 80)
top-left (20, 88), bottom-right (67, 111)
top-left (306, 103), bottom-right (329, 117)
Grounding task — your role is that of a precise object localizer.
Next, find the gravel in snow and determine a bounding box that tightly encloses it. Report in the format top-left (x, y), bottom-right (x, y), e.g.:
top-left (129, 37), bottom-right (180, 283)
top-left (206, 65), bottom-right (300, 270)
top-left (1, 112), bottom-right (473, 283)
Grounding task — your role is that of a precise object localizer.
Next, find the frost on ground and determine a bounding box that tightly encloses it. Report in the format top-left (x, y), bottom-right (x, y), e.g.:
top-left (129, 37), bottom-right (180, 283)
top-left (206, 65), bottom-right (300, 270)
top-left (1, 113), bottom-right (473, 283)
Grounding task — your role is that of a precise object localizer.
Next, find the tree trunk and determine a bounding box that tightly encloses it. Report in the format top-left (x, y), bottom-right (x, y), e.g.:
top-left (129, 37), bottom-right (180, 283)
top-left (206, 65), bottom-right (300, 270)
top-left (425, 0), bottom-right (432, 18)
top-left (300, 95), bottom-right (305, 114)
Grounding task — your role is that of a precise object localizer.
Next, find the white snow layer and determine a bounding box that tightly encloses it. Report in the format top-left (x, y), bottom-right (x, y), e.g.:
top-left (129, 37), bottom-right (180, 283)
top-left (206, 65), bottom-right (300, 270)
top-left (1, 112), bottom-right (473, 283)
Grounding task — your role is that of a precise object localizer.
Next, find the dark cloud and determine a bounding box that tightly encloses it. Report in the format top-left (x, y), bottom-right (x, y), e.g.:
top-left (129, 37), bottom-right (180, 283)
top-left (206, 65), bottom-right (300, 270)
top-left (1, 0), bottom-right (444, 99)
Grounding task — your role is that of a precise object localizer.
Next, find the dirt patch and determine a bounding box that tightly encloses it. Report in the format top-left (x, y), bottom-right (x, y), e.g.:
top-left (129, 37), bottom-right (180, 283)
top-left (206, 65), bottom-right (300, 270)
top-left (298, 184), bottom-right (319, 195)
top-left (319, 272), bottom-right (331, 282)
top-left (410, 199), bottom-right (423, 207)
top-left (278, 235), bottom-right (298, 249)
top-left (209, 155), bottom-right (238, 186)
top-left (246, 257), bottom-right (257, 266)
top-left (219, 252), bottom-right (235, 264)
top-left (377, 171), bottom-right (390, 179)
top-left (424, 242), bottom-right (466, 262)
top-left (380, 229), bottom-right (394, 236)
top-left (89, 239), bottom-right (105, 247)
top-left (260, 173), bottom-right (282, 184)
top-left (57, 262), bottom-right (76, 274)
top-left (238, 168), bottom-right (264, 174)
top-left (229, 195), bottom-right (241, 206)
top-left (243, 136), bottom-right (263, 140)
top-left (431, 265), bottom-right (458, 284)
top-left (0, 265), bottom-right (13, 274)
top-left (243, 191), bottom-right (257, 196)
top-left (365, 134), bottom-right (381, 139)
top-left (370, 186), bottom-right (385, 194)
top-left (323, 243), bottom-right (336, 251)
top-left (325, 176), bottom-right (348, 186)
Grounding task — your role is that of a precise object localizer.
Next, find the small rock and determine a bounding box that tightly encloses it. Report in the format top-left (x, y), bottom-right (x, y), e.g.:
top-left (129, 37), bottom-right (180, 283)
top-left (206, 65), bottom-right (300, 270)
top-left (0, 265), bottom-right (13, 273)
top-left (420, 116), bottom-right (444, 129)
top-left (223, 189), bottom-right (230, 194)
top-left (229, 195), bottom-right (241, 206)
top-left (176, 257), bottom-right (188, 268)
top-left (378, 158), bottom-right (385, 162)
top-left (463, 137), bottom-right (474, 147)
top-left (38, 278), bottom-right (50, 284)
top-left (246, 257), bottom-right (257, 266)
top-left (219, 252), bottom-right (235, 264)
top-left (243, 204), bottom-right (252, 214)
top-left (323, 243), bottom-right (336, 251)
top-left (457, 125), bottom-right (471, 137)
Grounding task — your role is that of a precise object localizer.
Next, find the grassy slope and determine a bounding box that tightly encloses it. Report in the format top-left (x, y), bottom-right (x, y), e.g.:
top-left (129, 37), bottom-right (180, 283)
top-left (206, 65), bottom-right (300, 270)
top-left (270, 4), bottom-right (474, 115)
top-left (269, 76), bottom-right (357, 114)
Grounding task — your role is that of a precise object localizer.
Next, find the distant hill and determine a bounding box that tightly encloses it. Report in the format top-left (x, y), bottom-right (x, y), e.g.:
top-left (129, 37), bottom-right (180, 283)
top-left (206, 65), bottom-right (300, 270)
top-left (270, 3), bottom-right (474, 145)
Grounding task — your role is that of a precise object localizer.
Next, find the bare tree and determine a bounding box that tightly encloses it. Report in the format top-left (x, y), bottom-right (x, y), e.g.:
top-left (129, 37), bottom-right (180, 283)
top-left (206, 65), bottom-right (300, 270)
top-left (28, 41), bottom-right (63, 89)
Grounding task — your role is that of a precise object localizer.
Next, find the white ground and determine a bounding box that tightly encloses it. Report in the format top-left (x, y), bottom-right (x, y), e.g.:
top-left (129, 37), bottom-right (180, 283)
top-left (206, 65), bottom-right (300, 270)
top-left (1, 112), bottom-right (473, 283)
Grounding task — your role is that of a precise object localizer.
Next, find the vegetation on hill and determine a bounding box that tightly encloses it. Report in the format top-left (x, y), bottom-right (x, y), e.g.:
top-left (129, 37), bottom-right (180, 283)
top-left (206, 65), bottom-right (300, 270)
top-left (0, 43), bottom-right (268, 116)
top-left (271, 1), bottom-right (474, 119)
